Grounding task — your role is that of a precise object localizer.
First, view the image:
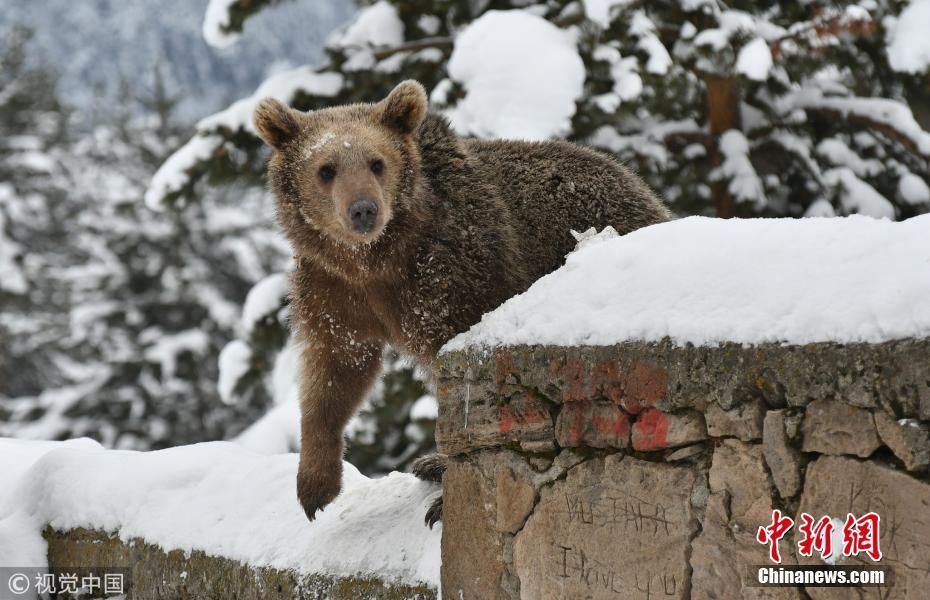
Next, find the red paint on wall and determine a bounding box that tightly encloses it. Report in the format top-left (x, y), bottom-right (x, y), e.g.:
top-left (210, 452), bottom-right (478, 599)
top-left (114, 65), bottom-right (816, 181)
top-left (499, 400), bottom-right (548, 434)
top-left (594, 411), bottom-right (631, 440)
top-left (632, 408), bottom-right (669, 450)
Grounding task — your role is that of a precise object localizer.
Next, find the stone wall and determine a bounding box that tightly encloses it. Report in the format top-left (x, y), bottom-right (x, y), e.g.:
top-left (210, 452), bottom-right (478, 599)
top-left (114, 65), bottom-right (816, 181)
top-left (45, 528), bottom-right (435, 600)
top-left (435, 340), bottom-right (930, 599)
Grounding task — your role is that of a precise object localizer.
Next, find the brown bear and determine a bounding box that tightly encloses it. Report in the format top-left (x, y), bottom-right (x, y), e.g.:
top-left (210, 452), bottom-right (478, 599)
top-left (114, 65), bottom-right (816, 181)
top-left (253, 80), bottom-right (670, 525)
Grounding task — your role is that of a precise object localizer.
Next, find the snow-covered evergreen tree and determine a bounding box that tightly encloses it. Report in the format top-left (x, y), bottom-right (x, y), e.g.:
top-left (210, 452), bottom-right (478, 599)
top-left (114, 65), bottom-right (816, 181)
top-left (1, 33), bottom-right (290, 448)
top-left (0, 27), bottom-right (70, 399)
top-left (145, 0), bottom-right (930, 469)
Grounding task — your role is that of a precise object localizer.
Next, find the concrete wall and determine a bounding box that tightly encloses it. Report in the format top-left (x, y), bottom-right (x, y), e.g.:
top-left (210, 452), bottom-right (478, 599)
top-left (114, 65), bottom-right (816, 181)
top-left (435, 340), bottom-right (930, 599)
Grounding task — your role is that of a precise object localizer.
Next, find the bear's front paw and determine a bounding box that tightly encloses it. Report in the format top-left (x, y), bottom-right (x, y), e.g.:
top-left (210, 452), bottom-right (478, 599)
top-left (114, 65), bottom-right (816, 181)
top-left (297, 463), bottom-right (342, 522)
top-left (411, 453), bottom-right (447, 483)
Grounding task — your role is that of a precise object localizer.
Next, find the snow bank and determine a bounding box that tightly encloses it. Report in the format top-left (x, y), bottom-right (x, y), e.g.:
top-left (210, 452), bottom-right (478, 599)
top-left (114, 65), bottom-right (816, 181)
top-left (0, 438), bottom-right (440, 588)
top-left (445, 10), bottom-right (585, 140)
top-left (443, 215), bottom-right (930, 351)
top-left (234, 401), bottom-right (301, 454)
top-left (887, 0), bottom-right (930, 74)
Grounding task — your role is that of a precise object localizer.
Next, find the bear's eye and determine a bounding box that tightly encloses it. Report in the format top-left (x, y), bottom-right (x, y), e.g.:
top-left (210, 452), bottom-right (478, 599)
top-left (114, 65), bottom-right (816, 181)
top-left (319, 164), bottom-right (337, 181)
top-left (370, 159), bottom-right (384, 175)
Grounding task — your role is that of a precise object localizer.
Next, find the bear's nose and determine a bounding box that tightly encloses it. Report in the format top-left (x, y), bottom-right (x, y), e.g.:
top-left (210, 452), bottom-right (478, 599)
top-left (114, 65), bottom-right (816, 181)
top-left (348, 198), bottom-right (379, 233)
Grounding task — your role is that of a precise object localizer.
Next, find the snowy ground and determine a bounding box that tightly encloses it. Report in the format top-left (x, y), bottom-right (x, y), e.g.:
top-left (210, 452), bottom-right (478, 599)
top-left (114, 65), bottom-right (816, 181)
top-left (444, 214), bottom-right (930, 351)
top-left (0, 438), bottom-right (441, 588)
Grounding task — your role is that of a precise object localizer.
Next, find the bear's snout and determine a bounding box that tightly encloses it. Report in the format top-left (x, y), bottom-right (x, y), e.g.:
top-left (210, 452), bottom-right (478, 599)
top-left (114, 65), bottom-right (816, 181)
top-left (348, 197), bottom-right (379, 234)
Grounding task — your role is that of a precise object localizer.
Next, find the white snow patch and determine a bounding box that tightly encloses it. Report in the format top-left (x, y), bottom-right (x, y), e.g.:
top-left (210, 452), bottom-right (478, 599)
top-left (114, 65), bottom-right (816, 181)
top-left (0, 439), bottom-right (440, 587)
top-left (142, 329), bottom-right (211, 381)
top-left (270, 339), bottom-right (302, 406)
top-left (442, 215), bottom-right (930, 350)
top-left (335, 1), bottom-right (405, 47)
top-left (736, 38), bottom-right (773, 81)
top-left (410, 395), bottom-right (438, 421)
top-left (144, 135), bottom-right (221, 209)
top-left (446, 10), bottom-right (585, 141)
top-left (570, 225), bottom-right (619, 252)
top-left (235, 402), bottom-right (301, 454)
top-left (823, 167), bottom-right (895, 219)
top-left (630, 11), bottom-right (671, 75)
top-left (898, 172), bottom-right (930, 205)
top-left (198, 68), bottom-right (343, 134)
top-left (824, 517), bottom-right (846, 565)
top-left (805, 199), bottom-right (836, 217)
top-left (593, 45), bottom-right (642, 105)
top-left (785, 91), bottom-right (930, 157)
top-left (0, 210), bottom-right (27, 294)
top-left (202, 0), bottom-right (240, 49)
top-left (816, 138), bottom-right (882, 177)
top-left (417, 14), bottom-right (441, 36)
top-left (582, 0), bottom-right (633, 28)
top-left (712, 130), bottom-right (767, 208)
top-left (887, 0), bottom-right (930, 73)
top-left (242, 272), bottom-right (288, 335)
top-left (217, 340), bottom-right (252, 404)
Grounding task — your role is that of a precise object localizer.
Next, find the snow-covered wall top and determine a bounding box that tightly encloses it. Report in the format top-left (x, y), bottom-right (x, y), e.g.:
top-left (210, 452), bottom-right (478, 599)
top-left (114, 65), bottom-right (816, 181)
top-left (0, 439), bottom-right (440, 586)
top-left (443, 215), bottom-right (930, 351)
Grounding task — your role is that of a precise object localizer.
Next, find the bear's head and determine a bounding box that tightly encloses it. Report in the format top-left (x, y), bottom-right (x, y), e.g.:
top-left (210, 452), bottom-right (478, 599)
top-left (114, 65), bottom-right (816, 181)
top-left (253, 80), bottom-right (428, 250)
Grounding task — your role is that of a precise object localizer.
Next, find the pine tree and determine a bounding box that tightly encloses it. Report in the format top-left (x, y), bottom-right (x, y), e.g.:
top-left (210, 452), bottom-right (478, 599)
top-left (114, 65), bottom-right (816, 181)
top-left (145, 0), bottom-right (930, 469)
top-left (1, 50), bottom-right (288, 448)
top-left (0, 26), bottom-right (71, 399)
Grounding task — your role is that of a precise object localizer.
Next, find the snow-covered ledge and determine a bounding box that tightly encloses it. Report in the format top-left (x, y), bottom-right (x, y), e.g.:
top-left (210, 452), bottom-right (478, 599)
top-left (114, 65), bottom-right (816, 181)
top-left (0, 440), bottom-right (440, 599)
top-left (435, 216), bottom-right (930, 599)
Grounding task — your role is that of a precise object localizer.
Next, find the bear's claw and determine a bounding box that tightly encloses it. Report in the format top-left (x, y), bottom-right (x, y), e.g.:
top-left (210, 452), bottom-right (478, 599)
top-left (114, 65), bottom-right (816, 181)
top-left (425, 495), bottom-right (443, 529)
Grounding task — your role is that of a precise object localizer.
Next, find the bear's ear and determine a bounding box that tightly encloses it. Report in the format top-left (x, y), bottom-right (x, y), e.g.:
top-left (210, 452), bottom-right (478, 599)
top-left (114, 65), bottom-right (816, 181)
top-left (253, 98), bottom-right (301, 150)
top-left (378, 80), bottom-right (428, 135)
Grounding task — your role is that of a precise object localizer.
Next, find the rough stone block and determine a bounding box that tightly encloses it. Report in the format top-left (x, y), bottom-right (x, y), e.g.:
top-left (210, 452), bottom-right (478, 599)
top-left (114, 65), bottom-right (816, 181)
top-left (513, 455), bottom-right (696, 600)
top-left (494, 468), bottom-right (535, 534)
top-left (873, 411), bottom-right (930, 472)
top-left (763, 410), bottom-right (803, 499)
top-left (801, 399), bottom-right (880, 458)
top-left (706, 398), bottom-right (766, 441)
top-left (631, 409), bottom-right (707, 451)
top-left (555, 400), bottom-right (630, 448)
top-left (440, 460), bottom-right (506, 599)
top-left (436, 384), bottom-right (554, 455)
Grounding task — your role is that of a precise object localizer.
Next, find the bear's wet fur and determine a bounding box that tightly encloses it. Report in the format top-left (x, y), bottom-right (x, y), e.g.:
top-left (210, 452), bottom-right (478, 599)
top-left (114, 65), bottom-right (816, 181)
top-left (253, 80), bottom-right (671, 522)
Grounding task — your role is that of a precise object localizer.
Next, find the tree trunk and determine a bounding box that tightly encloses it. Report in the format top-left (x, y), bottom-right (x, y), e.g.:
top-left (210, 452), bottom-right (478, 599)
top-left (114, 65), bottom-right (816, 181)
top-left (705, 76), bottom-right (742, 218)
